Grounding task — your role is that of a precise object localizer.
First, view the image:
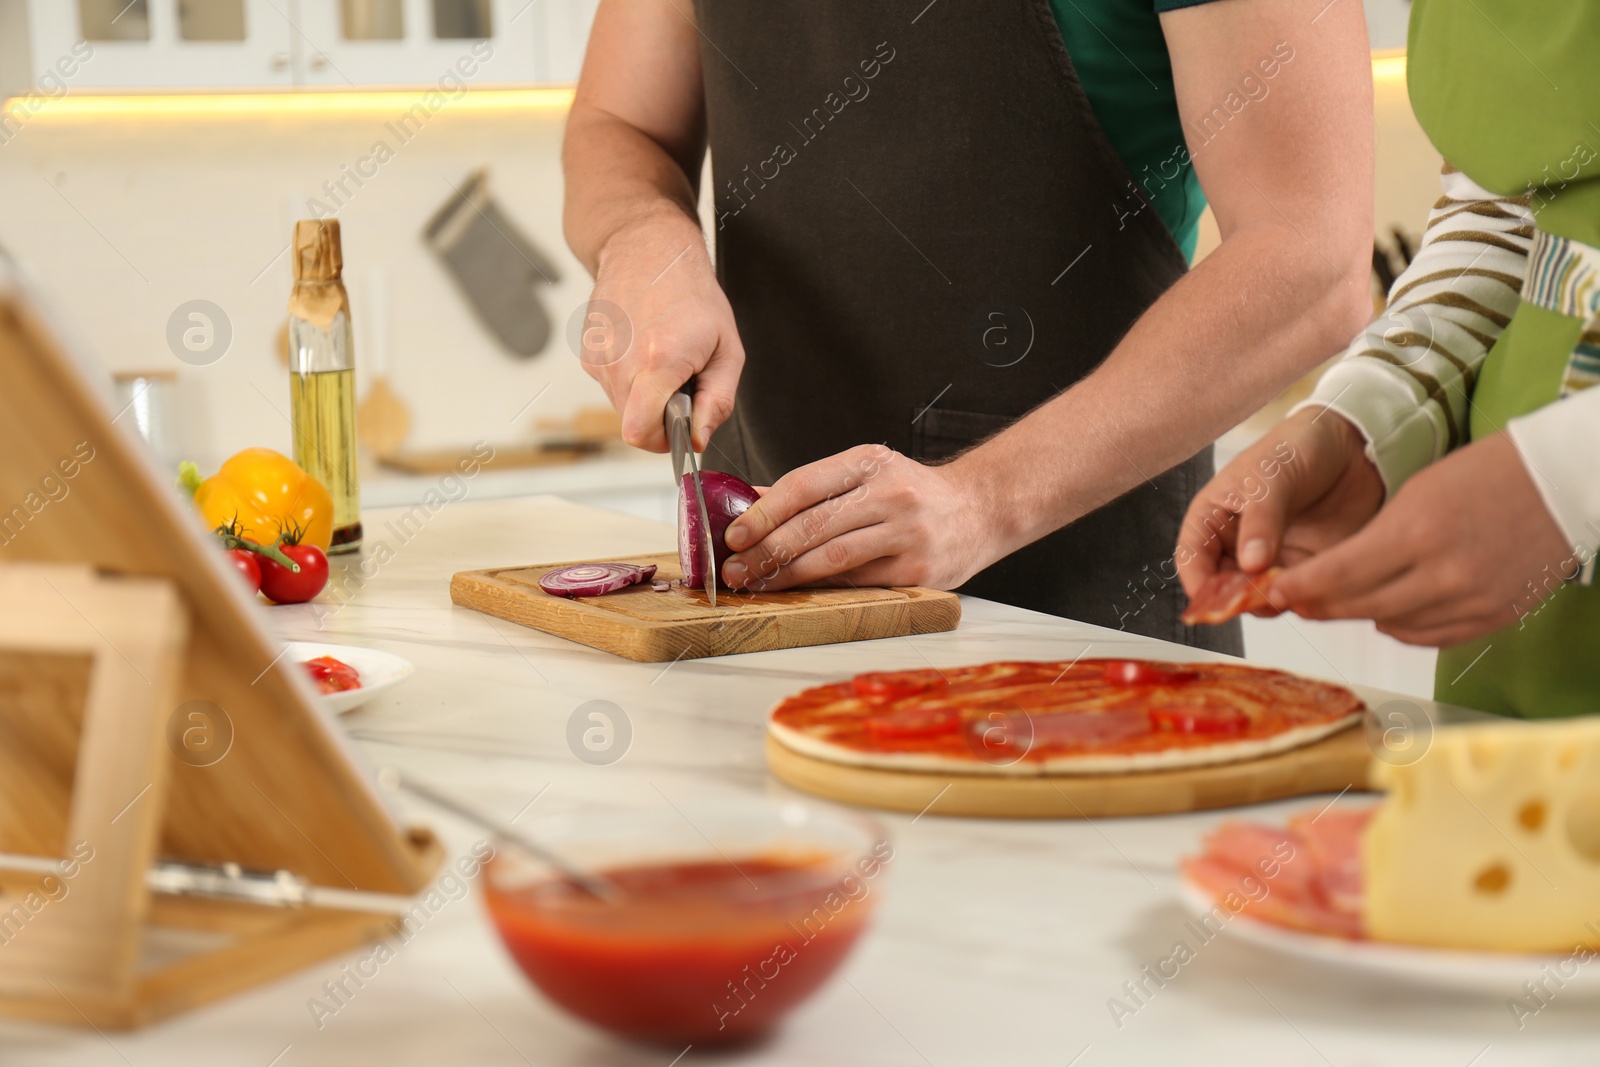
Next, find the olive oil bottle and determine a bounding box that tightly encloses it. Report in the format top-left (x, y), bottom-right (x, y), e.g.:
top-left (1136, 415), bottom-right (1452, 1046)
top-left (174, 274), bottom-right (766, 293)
top-left (288, 219), bottom-right (362, 553)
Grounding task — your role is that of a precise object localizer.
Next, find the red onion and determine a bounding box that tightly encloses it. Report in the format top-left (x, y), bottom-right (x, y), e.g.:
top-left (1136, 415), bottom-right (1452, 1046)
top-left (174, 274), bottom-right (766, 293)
top-left (539, 562), bottom-right (658, 598)
top-left (679, 471), bottom-right (760, 589)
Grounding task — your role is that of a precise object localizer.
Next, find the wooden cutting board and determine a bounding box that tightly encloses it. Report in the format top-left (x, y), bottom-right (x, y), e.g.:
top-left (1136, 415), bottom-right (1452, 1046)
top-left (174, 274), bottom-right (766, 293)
top-left (450, 553), bottom-right (961, 662)
top-left (766, 723), bottom-right (1372, 819)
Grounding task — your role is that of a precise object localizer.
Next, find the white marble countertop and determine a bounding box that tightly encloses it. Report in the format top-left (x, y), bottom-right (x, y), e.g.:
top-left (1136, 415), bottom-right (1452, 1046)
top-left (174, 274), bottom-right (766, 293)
top-left (6, 497), bottom-right (1594, 1066)
top-left (361, 450), bottom-right (672, 510)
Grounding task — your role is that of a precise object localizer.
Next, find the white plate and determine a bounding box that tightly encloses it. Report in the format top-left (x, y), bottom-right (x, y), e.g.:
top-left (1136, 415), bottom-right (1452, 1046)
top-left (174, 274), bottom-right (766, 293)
top-left (1179, 881), bottom-right (1600, 997)
top-left (286, 641), bottom-right (414, 715)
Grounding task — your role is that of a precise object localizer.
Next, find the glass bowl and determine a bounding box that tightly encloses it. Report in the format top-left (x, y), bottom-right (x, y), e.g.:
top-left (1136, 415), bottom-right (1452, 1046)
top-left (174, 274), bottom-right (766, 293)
top-left (482, 796), bottom-right (888, 1045)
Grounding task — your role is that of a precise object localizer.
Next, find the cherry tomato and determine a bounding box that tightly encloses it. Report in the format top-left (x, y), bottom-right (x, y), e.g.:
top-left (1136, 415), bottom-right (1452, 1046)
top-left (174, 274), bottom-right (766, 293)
top-left (226, 548), bottom-right (262, 592)
top-left (852, 670), bottom-right (946, 700)
top-left (1148, 705), bottom-right (1249, 735)
top-left (301, 655), bottom-right (361, 694)
top-left (259, 543), bottom-right (329, 605)
top-left (1102, 660), bottom-right (1200, 686)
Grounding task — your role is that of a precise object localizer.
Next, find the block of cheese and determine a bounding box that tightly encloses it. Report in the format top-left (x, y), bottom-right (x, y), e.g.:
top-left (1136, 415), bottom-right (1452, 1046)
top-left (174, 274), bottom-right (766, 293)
top-left (1364, 718), bottom-right (1600, 952)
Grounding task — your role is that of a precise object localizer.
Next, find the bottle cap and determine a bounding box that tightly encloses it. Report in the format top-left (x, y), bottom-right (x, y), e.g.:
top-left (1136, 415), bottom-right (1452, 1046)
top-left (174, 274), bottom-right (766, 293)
top-left (292, 219), bottom-right (343, 282)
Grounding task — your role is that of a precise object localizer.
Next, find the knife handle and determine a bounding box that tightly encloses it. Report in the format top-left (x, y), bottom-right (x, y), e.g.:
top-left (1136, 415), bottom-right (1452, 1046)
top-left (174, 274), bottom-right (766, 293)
top-left (665, 389), bottom-right (693, 425)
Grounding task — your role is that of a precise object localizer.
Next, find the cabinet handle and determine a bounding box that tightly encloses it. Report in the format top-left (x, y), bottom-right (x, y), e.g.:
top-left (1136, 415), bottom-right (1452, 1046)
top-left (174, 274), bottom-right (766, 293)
top-left (310, 54), bottom-right (328, 71)
top-left (270, 52), bottom-right (290, 71)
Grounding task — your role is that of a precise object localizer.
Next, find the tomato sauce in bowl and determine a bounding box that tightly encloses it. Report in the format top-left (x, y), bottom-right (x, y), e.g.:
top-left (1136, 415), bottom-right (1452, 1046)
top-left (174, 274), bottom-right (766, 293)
top-left (482, 801), bottom-right (888, 1045)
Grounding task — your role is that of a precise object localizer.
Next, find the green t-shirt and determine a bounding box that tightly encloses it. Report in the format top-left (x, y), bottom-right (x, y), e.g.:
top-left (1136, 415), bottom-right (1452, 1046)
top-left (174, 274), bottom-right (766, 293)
top-left (1048, 0), bottom-right (1218, 261)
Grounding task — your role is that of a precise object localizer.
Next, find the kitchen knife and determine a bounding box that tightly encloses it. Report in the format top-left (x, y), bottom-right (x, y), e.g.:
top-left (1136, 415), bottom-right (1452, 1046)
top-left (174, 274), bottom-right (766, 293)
top-left (664, 386), bottom-right (717, 607)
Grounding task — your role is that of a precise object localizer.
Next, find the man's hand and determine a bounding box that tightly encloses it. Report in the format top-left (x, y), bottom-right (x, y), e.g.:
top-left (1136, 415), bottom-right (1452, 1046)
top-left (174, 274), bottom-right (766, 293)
top-left (721, 446), bottom-right (996, 592)
top-left (1176, 406), bottom-right (1385, 605)
top-left (1268, 432), bottom-right (1578, 646)
top-left (583, 212), bottom-right (744, 452)
top-left (563, 0), bottom-right (739, 451)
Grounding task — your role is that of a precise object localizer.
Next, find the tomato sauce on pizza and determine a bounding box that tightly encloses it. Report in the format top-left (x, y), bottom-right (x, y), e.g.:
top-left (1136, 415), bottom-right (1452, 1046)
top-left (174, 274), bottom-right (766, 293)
top-left (768, 659), bottom-right (1365, 776)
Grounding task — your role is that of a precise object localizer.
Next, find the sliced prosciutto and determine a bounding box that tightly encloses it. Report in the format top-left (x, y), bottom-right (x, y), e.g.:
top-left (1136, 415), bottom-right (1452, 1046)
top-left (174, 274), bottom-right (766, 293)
top-left (1181, 567), bottom-right (1284, 626)
top-left (1182, 806), bottom-right (1374, 939)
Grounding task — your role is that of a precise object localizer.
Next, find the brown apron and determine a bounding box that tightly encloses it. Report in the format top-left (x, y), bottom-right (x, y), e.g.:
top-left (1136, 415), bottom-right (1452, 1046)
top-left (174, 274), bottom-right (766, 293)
top-left (696, 0), bottom-right (1240, 653)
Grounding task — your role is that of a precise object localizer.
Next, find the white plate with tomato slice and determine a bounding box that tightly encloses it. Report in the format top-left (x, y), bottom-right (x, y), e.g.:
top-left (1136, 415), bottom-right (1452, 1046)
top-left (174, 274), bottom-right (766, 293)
top-left (286, 641), bottom-right (414, 715)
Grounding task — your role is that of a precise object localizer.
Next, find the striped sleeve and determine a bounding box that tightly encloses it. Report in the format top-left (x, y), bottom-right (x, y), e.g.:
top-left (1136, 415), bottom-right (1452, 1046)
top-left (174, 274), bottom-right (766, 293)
top-left (1290, 165), bottom-right (1534, 497)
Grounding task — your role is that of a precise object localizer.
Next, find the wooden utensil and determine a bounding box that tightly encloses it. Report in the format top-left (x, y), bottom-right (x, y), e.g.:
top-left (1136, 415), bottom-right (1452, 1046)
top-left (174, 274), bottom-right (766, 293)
top-left (358, 268), bottom-right (412, 459)
top-left (451, 553), bottom-right (961, 662)
top-left (766, 724), bottom-right (1372, 819)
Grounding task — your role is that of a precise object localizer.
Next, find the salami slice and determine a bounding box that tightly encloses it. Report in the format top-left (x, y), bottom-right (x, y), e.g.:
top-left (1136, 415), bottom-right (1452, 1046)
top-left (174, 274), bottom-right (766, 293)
top-left (1181, 568), bottom-right (1283, 625)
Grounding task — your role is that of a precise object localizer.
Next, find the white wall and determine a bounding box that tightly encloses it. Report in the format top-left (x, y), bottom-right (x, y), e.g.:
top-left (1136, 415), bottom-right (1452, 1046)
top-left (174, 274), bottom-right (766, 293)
top-left (0, 96), bottom-right (609, 472)
top-left (1363, 0), bottom-right (1411, 50)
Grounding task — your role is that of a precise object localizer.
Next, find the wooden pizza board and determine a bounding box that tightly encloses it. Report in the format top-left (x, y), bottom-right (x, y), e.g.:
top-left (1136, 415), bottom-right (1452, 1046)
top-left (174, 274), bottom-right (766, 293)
top-left (766, 723), bottom-right (1373, 819)
top-left (451, 553), bottom-right (961, 662)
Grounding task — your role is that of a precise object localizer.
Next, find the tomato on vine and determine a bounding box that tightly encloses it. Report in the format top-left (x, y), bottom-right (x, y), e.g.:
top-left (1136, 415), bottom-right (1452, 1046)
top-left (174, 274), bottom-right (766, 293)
top-left (226, 548), bottom-right (262, 592)
top-left (257, 520), bottom-right (329, 606)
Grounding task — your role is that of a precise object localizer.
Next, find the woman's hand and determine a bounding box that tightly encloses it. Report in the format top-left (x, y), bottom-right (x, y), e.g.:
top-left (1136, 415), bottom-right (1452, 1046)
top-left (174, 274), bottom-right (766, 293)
top-left (1268, 431), bottom-right (1579, 646)
top-left (1176, 406), bottom-right (1386, 604)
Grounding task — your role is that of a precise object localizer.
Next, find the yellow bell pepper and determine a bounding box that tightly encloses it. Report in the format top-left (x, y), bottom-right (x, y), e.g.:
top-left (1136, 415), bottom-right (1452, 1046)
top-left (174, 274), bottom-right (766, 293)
top-left (181, 448), bottom-right (333, 551)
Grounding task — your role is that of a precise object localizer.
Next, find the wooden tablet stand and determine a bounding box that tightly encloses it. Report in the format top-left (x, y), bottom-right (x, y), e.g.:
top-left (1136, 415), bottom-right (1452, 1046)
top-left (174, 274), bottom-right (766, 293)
top-left (0, 267), bottom-right (442, 1028)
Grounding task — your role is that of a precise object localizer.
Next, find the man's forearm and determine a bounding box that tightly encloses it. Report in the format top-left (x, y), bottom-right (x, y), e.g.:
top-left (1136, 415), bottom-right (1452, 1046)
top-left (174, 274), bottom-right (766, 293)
top-left (961, 226), bottom-right (1372, 558)
top-left (562, 104), bottom-right (704, 276)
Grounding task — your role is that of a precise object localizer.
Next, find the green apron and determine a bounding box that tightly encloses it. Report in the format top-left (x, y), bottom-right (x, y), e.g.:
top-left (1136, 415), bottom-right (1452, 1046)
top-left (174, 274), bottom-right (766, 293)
top-left (1408, 1), bottom-right (1600, 718)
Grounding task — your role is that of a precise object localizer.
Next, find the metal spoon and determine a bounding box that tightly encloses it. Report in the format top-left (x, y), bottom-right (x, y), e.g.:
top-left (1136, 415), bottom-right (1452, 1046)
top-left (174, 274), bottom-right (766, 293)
top-left (388, 772), bottom-right (621, 903)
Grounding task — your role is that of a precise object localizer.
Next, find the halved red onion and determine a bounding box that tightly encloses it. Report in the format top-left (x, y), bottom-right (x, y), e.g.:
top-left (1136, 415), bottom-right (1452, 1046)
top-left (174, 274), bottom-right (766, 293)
top-left (679, 470), bottom-right (760, 589)
top-left (538, 562), bottom-right (658, 598)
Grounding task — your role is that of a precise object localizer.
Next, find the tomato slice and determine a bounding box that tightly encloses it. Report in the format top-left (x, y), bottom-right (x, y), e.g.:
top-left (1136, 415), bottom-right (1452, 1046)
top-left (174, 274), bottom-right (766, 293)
top-left (852, 670), bottom-right (946, 700)
top-left (1148, 705), bottom-right (1249, 735)
top-left (1102, 660), bottom-right (1200, 686)
top-left (302, 655), bottom-right (361, 695)
top-left (864, 705), bottom-right (963, 739)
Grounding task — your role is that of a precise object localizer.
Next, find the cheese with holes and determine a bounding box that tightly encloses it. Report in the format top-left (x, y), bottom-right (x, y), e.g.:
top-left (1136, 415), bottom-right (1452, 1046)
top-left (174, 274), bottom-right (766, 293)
top-left (1364, 719), bottom-right (1600, 951)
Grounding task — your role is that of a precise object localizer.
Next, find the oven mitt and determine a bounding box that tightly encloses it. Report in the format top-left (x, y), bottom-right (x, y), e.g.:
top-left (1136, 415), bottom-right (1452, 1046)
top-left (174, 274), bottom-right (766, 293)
top-left (424, 169), bottom-right (560, 358)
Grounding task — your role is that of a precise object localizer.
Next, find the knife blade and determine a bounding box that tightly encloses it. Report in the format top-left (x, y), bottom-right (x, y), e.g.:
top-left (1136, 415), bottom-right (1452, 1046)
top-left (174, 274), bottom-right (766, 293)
top-left (665, 390), bottom-right (692, 483)
top-left (664, 387), bottom-right (717, 607)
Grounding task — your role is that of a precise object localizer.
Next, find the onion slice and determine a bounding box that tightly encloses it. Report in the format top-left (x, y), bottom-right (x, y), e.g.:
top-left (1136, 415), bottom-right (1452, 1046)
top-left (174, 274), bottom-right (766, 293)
top-left (680, 471), bottom-right (761, 589)
top-left (539, 562), bottom-right (658, 598)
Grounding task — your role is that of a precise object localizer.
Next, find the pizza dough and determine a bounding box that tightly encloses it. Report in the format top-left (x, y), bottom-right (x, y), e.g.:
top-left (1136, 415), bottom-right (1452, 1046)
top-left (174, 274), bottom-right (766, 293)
top-left (768, 659), bottom-right (1365, 777)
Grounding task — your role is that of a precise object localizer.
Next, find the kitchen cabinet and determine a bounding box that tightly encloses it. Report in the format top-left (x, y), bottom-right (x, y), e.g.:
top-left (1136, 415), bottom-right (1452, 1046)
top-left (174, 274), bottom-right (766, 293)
top-left (290, 0), bottom-right (543, 89)
top-left (18, 0), bottom-right (295, 90)
top-left (1, 0), bottom-right (597, 94)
